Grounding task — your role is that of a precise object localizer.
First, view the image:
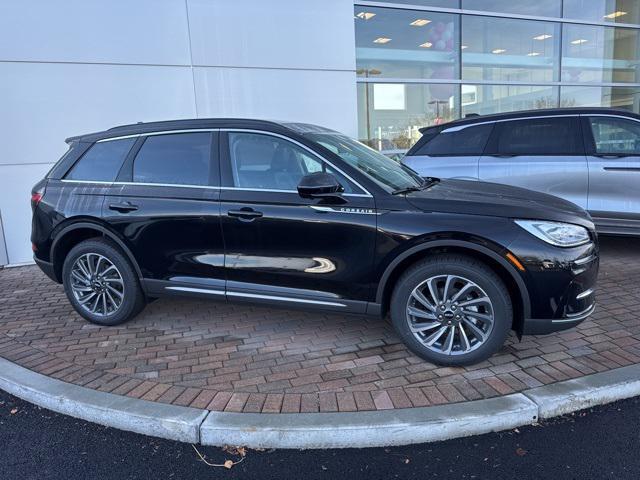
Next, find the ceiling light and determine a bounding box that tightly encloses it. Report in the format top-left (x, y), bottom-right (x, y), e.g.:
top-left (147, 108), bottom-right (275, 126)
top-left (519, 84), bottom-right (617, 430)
top-left (571, 38), bottom-right (588, 45)
top-left (492, 48), bottom-right (506, 54)
top-left (461, 45), bottom-right (468, 50)
top-left (604, 11), bottom-right (627, 19)
top-left (533, 34), bottom-right (552, 40)
top-left (373, 37), bottom-right (392, 44)
top-left (410, 19), bottom-right (431, 26)
top-left (527, 52), bottom-right (541, 56)
top-left (356, 12), bottom-right (376, 20)
top-left (419, 42), bottom-right (433, 48)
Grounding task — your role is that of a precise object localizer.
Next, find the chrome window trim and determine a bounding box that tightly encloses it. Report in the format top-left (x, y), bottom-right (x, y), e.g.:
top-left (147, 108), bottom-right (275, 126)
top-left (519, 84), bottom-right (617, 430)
top-left (356, 78), bottom-right (640, 88)
top-left (221, 128), bottom-right (373, 198)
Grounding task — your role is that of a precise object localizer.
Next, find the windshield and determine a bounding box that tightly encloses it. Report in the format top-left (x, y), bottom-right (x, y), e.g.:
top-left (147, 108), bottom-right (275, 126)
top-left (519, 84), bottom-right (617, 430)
top-left (305, 133), bottom-right (424, 192)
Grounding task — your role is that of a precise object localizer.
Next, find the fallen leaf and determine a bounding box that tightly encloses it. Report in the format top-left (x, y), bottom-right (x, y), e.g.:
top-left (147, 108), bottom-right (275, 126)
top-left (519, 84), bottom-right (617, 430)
top-left (224, 460), bottom-right (234, 469)
top-left (404, 459), bottom-right (410, 464)
top-left (516, 448), bottom-right (527, 456)
top-left (10, 408), bottom-right (18, 415)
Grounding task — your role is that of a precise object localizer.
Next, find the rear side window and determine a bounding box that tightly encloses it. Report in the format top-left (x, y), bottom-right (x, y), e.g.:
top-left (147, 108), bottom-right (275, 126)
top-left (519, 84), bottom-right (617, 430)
top-left (588, 116), bottom-right (640, 155)
top-left (412, 124), bottom-right (493, 156)
top-left (65, 138), bottom-right (135, 182)
top-left (489, 117), bottom-right (581, 155)
top-left (133, 133), bottom-right (212, 186)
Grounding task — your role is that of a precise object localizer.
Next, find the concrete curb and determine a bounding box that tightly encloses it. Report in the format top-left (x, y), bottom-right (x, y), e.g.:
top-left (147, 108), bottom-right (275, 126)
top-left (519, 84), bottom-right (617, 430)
top-left (1, 356), bottom-right (639, 448)
top-left (0, 358), bottom-right (208, 443)
top-left (523, 363), bottom-right (640, 418)
top-left (200, 393), bottom-right (538, 448)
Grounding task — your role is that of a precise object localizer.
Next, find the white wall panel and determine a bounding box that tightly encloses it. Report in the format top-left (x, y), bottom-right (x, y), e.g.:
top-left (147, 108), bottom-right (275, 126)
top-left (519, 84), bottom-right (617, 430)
top-left (0, 62), bottom-right (196, 167)
top-left (0, 164), bottom-right (52, 264)
top-left (187, 0), bottom-right (356, 71)
top-left (0, 0), bottom-right (191, 65)
top-left (194, 67), bottom-right (358, 137)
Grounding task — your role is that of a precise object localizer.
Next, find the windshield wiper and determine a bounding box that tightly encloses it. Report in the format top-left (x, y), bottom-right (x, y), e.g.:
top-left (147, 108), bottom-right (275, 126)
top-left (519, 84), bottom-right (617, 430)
top-left (391, 186), bottom-right (421, 195)
top-left (392, 177), bottom-right (440, 195)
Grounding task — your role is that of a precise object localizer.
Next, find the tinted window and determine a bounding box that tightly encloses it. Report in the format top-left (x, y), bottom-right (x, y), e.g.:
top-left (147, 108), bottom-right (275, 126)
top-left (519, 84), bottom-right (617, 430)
top-left (228, 133), bottom-right (355, 192)
top-left (589, 117), bottom-right (640, 155)
top-left (133, 133), bottom-right (212, 186)
top-left (491, 118), bottom-right (581, 155)
top-left (413, 124), bottom-right (493, 156)
top-left (65, 138), bottom-right (135, 182)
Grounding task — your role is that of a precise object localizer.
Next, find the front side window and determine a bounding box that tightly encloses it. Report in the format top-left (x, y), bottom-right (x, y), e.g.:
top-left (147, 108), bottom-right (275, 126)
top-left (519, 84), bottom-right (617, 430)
top-left (413, 123), bottom-right (493, 156)
top-left (491, 117), bottom-right (581, 155)
top-left (589, 116), bottom-right (640, 155)
top-left (133, 133), bottom-right (212, 186)
top-left (305, 133), bottom-right (424, 192)
top-left (227, 132), bottom-right (356, 192)
top-left (65, 138), bottom-right (135, 182)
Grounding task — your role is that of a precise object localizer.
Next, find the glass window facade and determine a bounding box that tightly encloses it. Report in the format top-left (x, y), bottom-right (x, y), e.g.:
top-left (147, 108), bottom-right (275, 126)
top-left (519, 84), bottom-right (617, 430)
top-left (354, 2), bottom-right (640, 153)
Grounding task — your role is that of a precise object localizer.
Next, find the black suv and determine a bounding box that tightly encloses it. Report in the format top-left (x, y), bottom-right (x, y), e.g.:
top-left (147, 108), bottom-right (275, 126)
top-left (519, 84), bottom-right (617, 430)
top-left (31, 119), bottom-right (599, 365)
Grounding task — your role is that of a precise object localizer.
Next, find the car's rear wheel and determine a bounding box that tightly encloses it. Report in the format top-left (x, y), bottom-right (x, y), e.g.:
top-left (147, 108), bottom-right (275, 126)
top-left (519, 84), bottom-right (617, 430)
top-left (390, 254), bottom-right (512, 366)
top-left (62, 238), bottom-right (146, 326)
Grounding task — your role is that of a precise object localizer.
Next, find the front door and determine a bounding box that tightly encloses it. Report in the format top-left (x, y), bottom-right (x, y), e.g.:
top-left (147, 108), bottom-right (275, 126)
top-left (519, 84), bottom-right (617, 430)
top-left (219, 130), bottom-right (377, 313)
top-left (583, 115), bottom-right (640, 234)
top-left (103, 131), bottom-right (225, 294)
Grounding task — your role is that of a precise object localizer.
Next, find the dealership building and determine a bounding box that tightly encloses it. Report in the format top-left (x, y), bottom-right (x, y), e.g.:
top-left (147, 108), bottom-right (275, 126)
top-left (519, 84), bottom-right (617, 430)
top-left (1, 0), bottom-right (639, 265)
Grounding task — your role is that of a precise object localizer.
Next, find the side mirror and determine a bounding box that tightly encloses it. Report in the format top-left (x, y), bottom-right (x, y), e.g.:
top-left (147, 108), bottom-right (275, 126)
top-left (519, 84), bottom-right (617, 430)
top-left (297, 172), bottom-right (344, 199)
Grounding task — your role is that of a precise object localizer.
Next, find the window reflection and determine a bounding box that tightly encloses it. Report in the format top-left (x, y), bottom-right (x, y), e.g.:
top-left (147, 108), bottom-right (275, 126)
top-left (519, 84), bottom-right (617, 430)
top-left (560, 86), bottom-right (640, 111)
top-left (355, 7), bottom-right (459, 79)
top-left (462, 85), bottom-right (559, 116)
top-left (357, 83), bottom-right (459, 153)
top-left (462, 0), bottom-right (561, 18)
top-left (562, 24), bottom-right (640, 83)
top-left (564, 0), bottom-right (640, 25)
top-left (462, 16), bottom-right (560, 82)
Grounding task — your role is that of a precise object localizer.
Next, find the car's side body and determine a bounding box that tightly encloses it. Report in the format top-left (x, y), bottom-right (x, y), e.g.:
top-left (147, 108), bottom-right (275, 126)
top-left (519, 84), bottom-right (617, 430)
top-left (403, 108), bottom-right (640, 236)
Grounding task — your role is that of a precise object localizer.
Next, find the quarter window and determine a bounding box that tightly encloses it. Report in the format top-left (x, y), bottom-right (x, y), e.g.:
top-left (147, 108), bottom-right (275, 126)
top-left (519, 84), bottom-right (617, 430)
top-left (413, 123), bottom-right (493, 156)
top-left (227, 132), bottom-right (355, 192)
top-left (490, 117), bottom-right (581, 155)
top-left (133, 133), bottom-right (212, 186)
top-left (65, 138), bottom-right (135, 182)
top-left (589, 117), bottom-right (640, 155)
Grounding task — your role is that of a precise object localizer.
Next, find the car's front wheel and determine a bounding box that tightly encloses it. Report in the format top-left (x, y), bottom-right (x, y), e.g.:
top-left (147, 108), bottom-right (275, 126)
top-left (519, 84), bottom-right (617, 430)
top-left (390, 254), bottom-right (512, 366)
top-left (62, 238), bottom-right (146, 326)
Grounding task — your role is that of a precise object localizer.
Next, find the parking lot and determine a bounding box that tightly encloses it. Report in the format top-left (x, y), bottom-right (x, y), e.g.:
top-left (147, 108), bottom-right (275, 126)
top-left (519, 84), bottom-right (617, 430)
top-left (0, 236), bottom-right (638, 414)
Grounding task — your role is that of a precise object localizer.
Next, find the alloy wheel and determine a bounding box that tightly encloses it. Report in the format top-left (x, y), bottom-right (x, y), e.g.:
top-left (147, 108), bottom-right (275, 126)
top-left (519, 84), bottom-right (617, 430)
top-left (406, 274), bottom-right (494, 356)
top-left (70, 253), bottom-right (125, 317)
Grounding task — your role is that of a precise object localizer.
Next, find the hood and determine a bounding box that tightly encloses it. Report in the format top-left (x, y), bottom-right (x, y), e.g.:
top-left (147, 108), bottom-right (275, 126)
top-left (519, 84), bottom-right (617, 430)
top-left (405, 179), bottom-right (594, 229)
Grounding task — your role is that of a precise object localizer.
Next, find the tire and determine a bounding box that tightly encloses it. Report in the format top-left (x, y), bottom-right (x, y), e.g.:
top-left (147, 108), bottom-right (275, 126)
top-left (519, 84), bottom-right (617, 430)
top-left (62, 238), bottom-right (146, 326)
top-left (390, 254), bottom-right (512, 366)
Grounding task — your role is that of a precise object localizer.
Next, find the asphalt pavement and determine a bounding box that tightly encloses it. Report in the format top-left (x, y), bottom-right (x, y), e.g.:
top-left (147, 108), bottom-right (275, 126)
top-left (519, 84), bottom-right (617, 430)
top-left (1, 388), bottom-right (638, 480)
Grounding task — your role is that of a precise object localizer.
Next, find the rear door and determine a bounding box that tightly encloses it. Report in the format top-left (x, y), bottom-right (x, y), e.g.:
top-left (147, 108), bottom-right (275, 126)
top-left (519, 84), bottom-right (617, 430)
top-left (102, 131), bottom-right (225, 294)
top-left (403, 123), bottom-right (494, 180)
top-left (479, 116), bottom-right (588, 208)
top-left (582, 115), bottom-right (640, 233)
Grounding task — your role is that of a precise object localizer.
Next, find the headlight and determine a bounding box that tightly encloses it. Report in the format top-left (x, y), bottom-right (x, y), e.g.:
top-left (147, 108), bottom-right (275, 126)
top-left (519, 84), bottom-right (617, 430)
top-left (515, 220), bottom-right (590, 247)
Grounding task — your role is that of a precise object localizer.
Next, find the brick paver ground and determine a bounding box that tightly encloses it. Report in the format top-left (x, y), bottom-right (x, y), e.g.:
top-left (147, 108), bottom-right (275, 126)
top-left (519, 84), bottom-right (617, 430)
top-left (1, 237), bottom-right (639, 413)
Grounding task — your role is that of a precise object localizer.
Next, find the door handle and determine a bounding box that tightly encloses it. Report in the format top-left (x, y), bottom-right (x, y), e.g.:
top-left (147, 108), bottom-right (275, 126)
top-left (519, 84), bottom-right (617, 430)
top-left (228, 208), bottom-right (263, 220)
top-left (108, 201), bottom-right (138, 213)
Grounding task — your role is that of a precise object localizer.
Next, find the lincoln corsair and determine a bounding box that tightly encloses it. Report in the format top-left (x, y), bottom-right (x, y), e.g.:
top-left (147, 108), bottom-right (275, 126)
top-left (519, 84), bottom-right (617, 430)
top-left (31, 119), bottom-right (599, 365)
top-left (403, 108), bottom-right (640, 236)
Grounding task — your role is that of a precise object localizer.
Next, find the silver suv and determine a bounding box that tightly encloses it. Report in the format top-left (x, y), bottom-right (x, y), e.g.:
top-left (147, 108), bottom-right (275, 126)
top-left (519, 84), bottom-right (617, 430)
top-left (402, 108), bottom-right (640, 236)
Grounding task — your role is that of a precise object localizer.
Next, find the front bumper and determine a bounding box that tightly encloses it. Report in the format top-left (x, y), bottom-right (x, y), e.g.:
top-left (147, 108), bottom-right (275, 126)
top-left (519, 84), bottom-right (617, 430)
top-left (523, 303), bottom-right (595, 335)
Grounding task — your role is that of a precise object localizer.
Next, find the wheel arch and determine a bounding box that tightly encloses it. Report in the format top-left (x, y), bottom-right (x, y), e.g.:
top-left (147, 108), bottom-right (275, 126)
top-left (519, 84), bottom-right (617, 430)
top-left (50, 220), bottom-right (143, 283)
top-left (375, 240), bottom-right (531, 333)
